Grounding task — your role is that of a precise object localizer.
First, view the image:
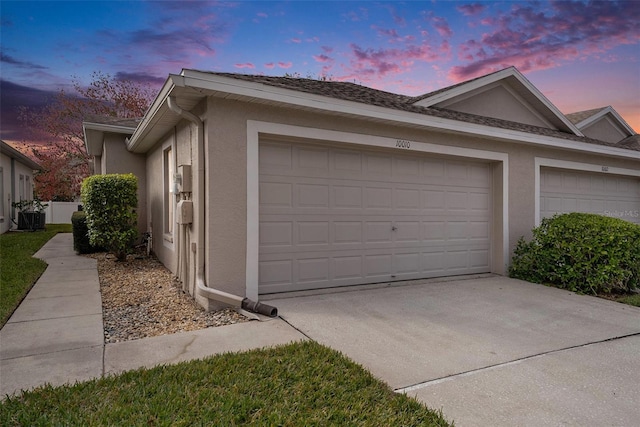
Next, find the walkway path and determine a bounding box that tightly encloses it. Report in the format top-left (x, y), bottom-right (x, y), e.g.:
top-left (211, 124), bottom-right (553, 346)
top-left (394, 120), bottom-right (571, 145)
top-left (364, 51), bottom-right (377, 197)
top-left (0, 233), bottom-right (305, 398)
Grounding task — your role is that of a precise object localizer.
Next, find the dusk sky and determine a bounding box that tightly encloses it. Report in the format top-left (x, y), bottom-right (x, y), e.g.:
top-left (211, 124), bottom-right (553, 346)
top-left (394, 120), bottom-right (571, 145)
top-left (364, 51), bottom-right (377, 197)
top-left (1, 0), bottom-right (639, 146)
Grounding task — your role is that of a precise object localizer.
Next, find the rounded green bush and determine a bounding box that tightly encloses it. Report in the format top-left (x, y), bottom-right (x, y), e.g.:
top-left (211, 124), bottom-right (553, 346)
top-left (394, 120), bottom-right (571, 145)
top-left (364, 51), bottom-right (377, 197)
top-left (509, 213), bottom-right (640, 294)
top-left (81, 174), bottom-right (138, 261)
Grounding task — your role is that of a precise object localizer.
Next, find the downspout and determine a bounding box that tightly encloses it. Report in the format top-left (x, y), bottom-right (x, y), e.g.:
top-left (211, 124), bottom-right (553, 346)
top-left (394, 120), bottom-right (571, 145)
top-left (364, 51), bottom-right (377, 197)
top-left (166, 96), bottom-right (277, 317)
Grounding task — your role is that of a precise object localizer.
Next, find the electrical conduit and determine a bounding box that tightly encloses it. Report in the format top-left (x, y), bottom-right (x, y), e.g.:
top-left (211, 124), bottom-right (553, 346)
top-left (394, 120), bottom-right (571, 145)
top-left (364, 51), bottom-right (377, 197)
top-left (166, 96), bottom-right (277, 317)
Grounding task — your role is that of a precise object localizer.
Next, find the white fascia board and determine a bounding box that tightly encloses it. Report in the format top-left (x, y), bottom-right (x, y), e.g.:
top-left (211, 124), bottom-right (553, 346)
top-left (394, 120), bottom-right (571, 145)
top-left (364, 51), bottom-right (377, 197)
top-left (82, 122), bottom-right (136, 134)
top-left (415, 67), bottom-right (516, 107)
top-left (576, 106), bottom-right (635, 136)
top-left (83, 122), bottom-right (135, 157)
top-left (133, 70), bottom-right (639, 160)
top-left (126, 76), bottom-right (179, 152)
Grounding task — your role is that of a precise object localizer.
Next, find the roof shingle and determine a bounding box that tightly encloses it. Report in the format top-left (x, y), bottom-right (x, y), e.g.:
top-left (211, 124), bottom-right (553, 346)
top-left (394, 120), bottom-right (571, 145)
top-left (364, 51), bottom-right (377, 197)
top-left (204, 72), bottom-right (638, 152)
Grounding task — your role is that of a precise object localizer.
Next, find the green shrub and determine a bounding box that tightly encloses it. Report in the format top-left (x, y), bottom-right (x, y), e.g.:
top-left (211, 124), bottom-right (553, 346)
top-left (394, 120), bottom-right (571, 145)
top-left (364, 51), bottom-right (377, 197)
top-left (509, 213), bottom-right (640, 294)
top-left (71, 211), bottom-right (103, 254)
top-left (81, 174), bottom-right (138, 261)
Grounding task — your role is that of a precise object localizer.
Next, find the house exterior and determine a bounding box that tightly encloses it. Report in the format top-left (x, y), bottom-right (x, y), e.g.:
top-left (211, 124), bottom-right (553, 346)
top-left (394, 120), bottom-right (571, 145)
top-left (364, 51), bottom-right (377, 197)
top-left (0, 140), bottom-right (41, 234)
top-left (84, 66), bottom-right (640, 311)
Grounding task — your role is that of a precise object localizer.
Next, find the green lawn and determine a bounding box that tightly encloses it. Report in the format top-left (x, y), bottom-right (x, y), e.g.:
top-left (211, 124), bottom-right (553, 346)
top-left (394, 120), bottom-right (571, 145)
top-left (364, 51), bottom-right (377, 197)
top-left (0, 341), bottom-right (452, 426)
top-left (0, 224), bottom-right (71, 327)
top-left (600, 292), bottom-right (640, 307)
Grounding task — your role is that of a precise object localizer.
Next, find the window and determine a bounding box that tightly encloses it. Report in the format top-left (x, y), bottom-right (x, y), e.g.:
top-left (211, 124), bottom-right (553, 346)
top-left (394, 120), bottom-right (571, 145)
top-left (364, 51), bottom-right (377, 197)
top-left (25, 176), bottom-right (31, 200)
top-left (164, 146), bottom-right (174, 236)
top-left (0, 167), bottom-right (4, 218)
top-left (19, 174), bottom-right (25, 201)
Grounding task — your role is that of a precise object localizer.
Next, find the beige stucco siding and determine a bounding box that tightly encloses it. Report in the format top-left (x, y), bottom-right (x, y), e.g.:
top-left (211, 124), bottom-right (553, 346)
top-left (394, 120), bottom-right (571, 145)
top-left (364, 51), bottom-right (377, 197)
top-left (581, 118), bottom-right (628, 143)
top-left (142, 96), bottom-right (638, 302)
top-left (444, 84), bottom-right (551, 128)
top-left (0, 149), bottom-right (38, 233)
top-left (101, 134), bottom-right (147, 239)
top-left (203, 98), bottom-right (638, 297)
top-left (146, 131), bottom-right (176, 274)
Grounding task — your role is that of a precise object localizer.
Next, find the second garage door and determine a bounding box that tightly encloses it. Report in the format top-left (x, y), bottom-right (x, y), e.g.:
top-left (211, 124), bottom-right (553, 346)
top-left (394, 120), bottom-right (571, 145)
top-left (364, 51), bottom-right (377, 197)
top-left (259, 140), bottom-right (492, 294)
top-left (540, 168), bottom-right (640, 225)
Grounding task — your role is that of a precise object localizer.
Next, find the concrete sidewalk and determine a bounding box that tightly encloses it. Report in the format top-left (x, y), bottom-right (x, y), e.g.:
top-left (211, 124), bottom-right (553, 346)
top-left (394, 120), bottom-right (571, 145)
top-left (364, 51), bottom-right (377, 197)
top-left (0, 233), bottom-right (305, 398)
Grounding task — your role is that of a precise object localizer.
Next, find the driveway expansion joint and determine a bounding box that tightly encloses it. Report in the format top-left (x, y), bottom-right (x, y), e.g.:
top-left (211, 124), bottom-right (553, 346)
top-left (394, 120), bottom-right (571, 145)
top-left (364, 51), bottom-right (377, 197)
top-left (394, 332), bottom-right (640, 394)
top-left (1, 344), bottom-right (104, 361)
top-left (278, 316), bottom-right (315, 342)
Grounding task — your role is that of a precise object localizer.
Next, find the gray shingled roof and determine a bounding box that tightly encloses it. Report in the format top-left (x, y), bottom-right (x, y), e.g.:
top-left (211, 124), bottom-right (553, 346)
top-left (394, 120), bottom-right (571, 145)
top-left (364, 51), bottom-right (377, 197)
top-left (206, 72), bottom-right (638, 152)
top-left (619, 134), bottom-right (640, 150)
top-left (565, 107), bottom-right (608, 125)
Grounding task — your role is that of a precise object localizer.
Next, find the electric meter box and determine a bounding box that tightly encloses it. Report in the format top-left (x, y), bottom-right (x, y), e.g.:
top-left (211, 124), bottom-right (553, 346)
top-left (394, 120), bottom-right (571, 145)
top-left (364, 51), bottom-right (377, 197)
top-left (176, 165), bottom-right (192, 193)
top-left (176, 200), bottom-right (193, 224)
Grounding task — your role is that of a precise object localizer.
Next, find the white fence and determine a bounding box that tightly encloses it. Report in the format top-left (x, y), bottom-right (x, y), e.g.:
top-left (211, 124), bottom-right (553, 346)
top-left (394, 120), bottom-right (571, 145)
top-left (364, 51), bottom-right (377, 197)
top-left (43, 201), bottom-right (82, 224)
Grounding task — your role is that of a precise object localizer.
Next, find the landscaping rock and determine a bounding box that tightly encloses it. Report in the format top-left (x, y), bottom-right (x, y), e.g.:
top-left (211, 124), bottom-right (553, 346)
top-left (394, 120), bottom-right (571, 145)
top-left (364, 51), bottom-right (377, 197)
top-left (88, 253), bottom-right (247, 343)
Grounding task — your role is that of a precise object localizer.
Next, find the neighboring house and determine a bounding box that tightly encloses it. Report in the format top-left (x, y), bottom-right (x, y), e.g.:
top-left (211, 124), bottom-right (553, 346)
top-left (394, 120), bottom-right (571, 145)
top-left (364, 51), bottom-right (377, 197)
top-left (84, 66), bottom-right (640, 312)
top-left (82, 116), bottom-right (147, 238)
top-left (0, 140), bottom-right (41, 234)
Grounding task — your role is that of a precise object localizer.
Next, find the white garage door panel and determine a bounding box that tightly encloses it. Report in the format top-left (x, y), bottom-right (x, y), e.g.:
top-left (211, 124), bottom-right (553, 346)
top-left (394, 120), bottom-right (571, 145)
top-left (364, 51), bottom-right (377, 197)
top-left (259, 141), bottom-right (492, 293)
top-left (540, 168), bottom-right (640, 224)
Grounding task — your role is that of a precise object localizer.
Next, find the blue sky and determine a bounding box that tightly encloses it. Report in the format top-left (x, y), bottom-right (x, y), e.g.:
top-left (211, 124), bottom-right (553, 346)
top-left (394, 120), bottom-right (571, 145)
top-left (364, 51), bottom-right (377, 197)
top-left (1, 0), bottom-right (639, 144)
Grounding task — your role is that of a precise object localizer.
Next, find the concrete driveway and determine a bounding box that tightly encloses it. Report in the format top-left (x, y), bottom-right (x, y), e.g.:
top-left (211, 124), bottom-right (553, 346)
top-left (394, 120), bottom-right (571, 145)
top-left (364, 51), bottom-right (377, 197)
top-left (268, 275), bottom-right (640, 426)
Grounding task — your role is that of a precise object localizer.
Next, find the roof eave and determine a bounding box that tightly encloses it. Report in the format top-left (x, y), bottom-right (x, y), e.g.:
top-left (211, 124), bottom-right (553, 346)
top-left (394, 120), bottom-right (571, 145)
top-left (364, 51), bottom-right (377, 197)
top-left (83, 122), bottom-right (137, 156)
top-left (0, 140), bottom-right (41, 170)
top-left (126, 70), bottom-right (640, 160)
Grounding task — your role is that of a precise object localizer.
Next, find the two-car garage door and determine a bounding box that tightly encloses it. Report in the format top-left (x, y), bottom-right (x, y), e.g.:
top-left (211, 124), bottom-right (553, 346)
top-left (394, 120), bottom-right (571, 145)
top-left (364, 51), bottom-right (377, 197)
top-left (540, 168), bottom-right (640, 225)
top-left (258, 140), bottom-right (492, 294)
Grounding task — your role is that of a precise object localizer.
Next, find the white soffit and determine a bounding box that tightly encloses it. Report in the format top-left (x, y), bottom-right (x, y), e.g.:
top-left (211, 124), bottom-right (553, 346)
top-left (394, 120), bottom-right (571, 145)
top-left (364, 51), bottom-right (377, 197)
top-left (83, 122), bottom-right (136, 156)
top-left (413, 67), bottom-right (583, 136)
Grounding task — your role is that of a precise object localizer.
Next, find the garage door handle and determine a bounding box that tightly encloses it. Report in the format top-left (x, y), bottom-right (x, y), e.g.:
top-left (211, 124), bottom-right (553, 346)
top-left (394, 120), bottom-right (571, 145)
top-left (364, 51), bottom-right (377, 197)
top-left (391, 226), bottom-right (397, 231)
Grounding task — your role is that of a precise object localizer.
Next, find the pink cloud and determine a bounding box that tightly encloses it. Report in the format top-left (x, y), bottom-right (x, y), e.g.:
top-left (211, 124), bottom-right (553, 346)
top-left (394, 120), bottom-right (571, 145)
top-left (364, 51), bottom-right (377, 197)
top-left (345, 7), bottom-right (368, 22)
top-left (264, 62), bottom-right (275, 69)
top-left (456, 3), bottom-right (486, 16)
top-left (290, 38), bottom-right (301, 44)
top-left (450, 0), bottom-right (640, 82)
top-left (278, 62), bottom-right (292, 69)
top-left (348, 42), bottom-right (449, 79)
top-left (235, 63), bottom-right (255, 69)
top-left (431, 16), bottom-right (453, 38)
top-left (374, 26), bottom-right (400, 39)
top-left (313, 54), bottom-right (332, 63)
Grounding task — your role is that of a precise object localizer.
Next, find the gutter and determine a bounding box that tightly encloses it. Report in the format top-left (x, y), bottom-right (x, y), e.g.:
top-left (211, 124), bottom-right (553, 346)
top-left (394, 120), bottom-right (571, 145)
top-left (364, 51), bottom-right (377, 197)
top-left (166, 96), bottom-right (277, 318)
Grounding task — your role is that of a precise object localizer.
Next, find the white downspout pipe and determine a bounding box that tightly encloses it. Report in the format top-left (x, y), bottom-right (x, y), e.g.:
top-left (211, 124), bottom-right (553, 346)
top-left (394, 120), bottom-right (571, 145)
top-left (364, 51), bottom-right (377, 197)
top-left (167, 97), bottom-right (277, 316)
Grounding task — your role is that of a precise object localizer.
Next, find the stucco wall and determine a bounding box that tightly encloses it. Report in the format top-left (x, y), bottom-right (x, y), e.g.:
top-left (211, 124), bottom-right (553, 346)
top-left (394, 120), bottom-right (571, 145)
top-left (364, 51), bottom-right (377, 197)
top-left (146, 131), bottom-right (176, 274)
top-left (445, 84), bottom-right (550, 128)
top-left (0, 151), bottom-right (37, 233)
top-left (199, 97), bottom-right (639, 298)
top-left (0, 152), bottom-right (12, 233)
top-left (101, 134), bottom-right (148, 240)
top-left (582, 118), bottom-right (627, 143)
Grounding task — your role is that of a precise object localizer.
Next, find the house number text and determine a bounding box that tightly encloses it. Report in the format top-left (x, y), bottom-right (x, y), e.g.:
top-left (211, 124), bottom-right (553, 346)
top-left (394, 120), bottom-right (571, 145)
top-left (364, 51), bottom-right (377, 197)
top-left (395, 139), bottom-right (411, 149)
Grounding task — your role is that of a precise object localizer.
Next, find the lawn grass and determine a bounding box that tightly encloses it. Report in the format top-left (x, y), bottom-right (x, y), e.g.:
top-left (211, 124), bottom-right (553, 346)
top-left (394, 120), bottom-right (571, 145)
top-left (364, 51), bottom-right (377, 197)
top-left (0, 224), bottom-right (72, 327)
top-left (0, 341), bottom-right (452, 426)
top-left (599, 292), bottom-right (640, 307)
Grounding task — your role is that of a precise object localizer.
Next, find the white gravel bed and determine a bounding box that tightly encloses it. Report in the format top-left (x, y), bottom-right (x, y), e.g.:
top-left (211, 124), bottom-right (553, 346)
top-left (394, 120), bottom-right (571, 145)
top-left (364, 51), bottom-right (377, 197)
top-left (87, 253), bottom-right (248, 343)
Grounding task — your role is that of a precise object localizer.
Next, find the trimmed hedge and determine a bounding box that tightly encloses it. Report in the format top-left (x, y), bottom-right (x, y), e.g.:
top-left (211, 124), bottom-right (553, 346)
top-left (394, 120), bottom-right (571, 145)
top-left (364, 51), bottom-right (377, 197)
top-left (71, 211), bottom-right (103, 254)
top-left (81, 174), bottom-right (138, 261)
top-left (509, 213), bottom-right (640, 294)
